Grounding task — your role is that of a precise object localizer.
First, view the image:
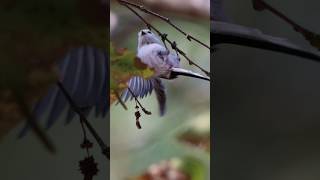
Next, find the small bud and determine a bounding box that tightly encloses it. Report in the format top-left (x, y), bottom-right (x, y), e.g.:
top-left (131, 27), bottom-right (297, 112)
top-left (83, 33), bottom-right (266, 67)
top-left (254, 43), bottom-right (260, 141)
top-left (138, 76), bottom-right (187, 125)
top-left (186, 34), bottom-right (191, 41)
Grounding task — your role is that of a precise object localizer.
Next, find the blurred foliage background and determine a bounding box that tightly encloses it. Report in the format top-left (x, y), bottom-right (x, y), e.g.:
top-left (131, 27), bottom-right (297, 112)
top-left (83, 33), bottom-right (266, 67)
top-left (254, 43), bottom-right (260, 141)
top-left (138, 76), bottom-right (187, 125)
top-left (0, 0), bottom-right (108, 179)
top-left (213, 0), bottom-right (320, 180)
top-left (110, 0), bottom-right (210, 179)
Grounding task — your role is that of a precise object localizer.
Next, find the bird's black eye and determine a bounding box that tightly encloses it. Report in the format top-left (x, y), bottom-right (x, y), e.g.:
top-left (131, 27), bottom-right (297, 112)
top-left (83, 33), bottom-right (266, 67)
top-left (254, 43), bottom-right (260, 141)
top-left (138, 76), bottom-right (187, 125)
top-left (147, 31), bottom-right (151, 34)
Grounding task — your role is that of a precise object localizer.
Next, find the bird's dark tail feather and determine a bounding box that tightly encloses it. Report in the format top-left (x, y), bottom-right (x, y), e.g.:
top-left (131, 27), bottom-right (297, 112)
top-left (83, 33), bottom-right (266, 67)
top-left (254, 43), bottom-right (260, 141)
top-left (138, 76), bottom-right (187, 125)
top-left (152, 78), bottom-right (166, 116)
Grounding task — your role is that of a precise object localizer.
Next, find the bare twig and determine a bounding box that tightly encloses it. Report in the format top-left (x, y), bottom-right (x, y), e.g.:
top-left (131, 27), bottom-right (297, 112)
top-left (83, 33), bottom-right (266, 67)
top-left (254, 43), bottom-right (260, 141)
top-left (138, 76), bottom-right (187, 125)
top-left (127, 87), bottom-right (151, 115)
top-left (115, 90), bottom-right (128, 110)
top-left (56, 82), bottom-right (109, 159)
top-left (253, 0), bottom-right (304, 32)
top-left (118, 0), bottom-right (211, 77)
top-left (14, 92), bottom-right (55, 153)
top-left (118, 0), bottom-right (212, 51)
top-left (252, 0), bottom-right (320, 50)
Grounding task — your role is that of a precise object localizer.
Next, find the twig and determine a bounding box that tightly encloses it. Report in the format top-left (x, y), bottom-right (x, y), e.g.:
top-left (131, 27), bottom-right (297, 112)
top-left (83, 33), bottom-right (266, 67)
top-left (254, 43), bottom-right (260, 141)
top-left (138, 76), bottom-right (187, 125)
top-left (252, 0), bottom-right (320, 50)
top-left (56, 82), bottom-right (109, 159)
top-left (118, 0), bottom-right (211, 77)
top-left (115, 90), bottom-right (128, 110)
top-left (118, 0), bottom-right (212, 51)
top-left (127, 87), bottom-right (151, 129)
top-left (252, 0), bottom-right (304, 32)
top-left (14, 91), bottom-right (55, 153)
top-left (127, 87), bottom-right (151, 115)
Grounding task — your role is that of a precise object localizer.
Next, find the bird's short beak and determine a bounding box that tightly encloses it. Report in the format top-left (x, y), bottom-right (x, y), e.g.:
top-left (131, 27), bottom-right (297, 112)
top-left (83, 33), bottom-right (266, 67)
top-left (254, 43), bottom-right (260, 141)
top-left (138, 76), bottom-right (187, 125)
top-left (141, 31), bottom-right (146, 35)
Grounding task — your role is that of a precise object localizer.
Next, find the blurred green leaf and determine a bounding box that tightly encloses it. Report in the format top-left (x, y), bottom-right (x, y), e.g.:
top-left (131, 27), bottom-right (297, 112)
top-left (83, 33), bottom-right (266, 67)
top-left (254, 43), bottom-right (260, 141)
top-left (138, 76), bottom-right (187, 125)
top-left (179, 156), bottom-right (206, 180)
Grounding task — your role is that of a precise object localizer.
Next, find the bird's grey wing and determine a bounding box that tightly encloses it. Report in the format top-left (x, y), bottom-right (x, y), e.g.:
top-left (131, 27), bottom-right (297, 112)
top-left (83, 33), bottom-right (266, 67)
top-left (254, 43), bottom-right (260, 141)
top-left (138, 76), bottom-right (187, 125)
top-left (119, 77), bottom-right (166, 116)
top-left (152, 78), bottom-right (166, 116)
top-left (120, 76), bottom-right (154, 102)
top-left (212, 21), bottom-right (320, 61)
top-left (19, 46), bottom-right (108, 137)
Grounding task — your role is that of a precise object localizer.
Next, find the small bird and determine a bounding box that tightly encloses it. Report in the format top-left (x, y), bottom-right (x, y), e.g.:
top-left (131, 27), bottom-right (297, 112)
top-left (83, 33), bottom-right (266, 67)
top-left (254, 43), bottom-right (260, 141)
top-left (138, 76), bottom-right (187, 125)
top-left (120, 29), bottom-right (210, 116)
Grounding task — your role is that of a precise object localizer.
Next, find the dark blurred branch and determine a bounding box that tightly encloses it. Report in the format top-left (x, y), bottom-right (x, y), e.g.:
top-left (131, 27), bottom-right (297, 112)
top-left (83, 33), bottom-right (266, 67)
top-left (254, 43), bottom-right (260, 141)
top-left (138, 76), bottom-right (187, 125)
top-left (117, 0), bottom-right (211, 77)
top-left (212, 21), bottom-right (320, 61)
top-left (57, 82), bottom-right (109, 159)
top-left (14, 92), bottom-right (55, 153)
top-left (114, 90), bottom-right (127, 110)
top-left (252, 0), bottom-right (320, 50)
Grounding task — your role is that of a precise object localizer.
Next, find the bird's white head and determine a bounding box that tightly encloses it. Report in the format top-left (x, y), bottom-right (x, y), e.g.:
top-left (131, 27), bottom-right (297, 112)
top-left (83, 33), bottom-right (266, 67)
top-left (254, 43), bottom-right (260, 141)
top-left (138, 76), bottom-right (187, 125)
top-left (137, 29), bottom-right (162, 50)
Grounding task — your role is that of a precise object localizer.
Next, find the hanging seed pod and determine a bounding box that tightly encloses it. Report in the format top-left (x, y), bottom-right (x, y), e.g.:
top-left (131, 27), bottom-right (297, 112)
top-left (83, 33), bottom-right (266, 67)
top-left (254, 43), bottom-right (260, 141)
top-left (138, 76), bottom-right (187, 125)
top-left (135, 110), bottom-right (141, 120)
top-left (135, 110), bottom-right (142, 129)
top-left (79, 156), bottom-right (99, 180)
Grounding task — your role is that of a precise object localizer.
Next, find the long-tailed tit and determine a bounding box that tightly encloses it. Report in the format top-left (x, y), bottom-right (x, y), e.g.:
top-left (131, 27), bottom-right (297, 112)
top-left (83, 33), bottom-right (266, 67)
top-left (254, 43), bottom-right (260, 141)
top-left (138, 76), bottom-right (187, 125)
top-left (120, 29), bottom-right (209, 116)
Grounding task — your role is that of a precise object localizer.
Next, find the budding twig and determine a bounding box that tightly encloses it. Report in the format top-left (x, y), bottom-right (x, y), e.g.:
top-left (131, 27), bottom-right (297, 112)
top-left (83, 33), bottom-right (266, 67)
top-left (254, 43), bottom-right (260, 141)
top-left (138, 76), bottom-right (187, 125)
top-left (118, 0), bottom-right (212, 51)
top-left (117, 0), bottom-right (211, 77)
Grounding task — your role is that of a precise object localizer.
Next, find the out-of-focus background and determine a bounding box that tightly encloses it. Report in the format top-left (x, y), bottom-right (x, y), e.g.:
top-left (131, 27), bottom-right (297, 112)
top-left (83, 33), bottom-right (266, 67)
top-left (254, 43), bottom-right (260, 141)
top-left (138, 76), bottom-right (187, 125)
top-left (111, 0), bottom-right (210, 179)
top-left (0, 0), bottom-right (108, 179)
top-left (213, 0), bottom-right (320, 180)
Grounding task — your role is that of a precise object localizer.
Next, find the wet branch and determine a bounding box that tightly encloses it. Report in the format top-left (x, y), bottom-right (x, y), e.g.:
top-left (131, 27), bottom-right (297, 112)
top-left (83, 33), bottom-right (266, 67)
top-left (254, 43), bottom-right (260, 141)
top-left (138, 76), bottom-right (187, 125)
top-left (56, 82), bottom-right (109, 159)
top-left (117, 0), bottom-right (211, 77)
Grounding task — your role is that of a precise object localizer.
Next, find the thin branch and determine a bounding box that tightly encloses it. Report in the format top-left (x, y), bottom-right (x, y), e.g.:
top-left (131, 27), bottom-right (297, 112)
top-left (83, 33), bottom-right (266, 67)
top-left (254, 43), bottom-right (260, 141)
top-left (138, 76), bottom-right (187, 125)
top-left (118, 0), bottom-right (212, 51)
top-left (115, 90), bottom-right (128, 110)
top-left (56, 82), bottom-right (109, 159)
top-left (14, 92), bottom-right (55, 153)
top-left (252, 0), bottom-right (320, 50)
top-left (127, 87), bottom-right (151, 115)
top-left (118, 0), bottom-right (211, 77)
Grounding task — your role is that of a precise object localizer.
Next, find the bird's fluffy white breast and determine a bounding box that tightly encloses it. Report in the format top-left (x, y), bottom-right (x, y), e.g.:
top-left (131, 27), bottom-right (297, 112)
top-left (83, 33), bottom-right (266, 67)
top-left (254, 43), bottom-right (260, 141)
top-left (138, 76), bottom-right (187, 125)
top-left (137, 43), bottom-right (167, 68)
